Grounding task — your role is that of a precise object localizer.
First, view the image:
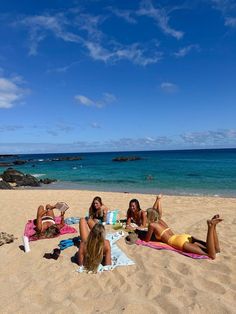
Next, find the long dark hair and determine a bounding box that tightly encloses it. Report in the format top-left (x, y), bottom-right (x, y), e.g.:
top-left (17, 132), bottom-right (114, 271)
top-left (128, 199), bottom-right (141, 212)
top-left (89, 196), bottom-right (103, 217)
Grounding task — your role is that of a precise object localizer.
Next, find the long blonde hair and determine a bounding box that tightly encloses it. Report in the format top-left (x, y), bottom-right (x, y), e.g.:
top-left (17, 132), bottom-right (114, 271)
top-left (84, 223), bottom-right (105, 273)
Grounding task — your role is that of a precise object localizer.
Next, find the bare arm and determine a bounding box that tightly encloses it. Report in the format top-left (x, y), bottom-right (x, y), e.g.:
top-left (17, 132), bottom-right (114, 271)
top-left (104, 240), bottom-right (111, 265)
top-left (102, 205), bottom-right (108, 222)
top-left (139, 210), bottom-right (147, 228)
top-left (56, 211), bottom-right (65, 229)
top-left (145, 224), bottom-right (155, 242)
top-left (126, 210), bottom-right (132, 227)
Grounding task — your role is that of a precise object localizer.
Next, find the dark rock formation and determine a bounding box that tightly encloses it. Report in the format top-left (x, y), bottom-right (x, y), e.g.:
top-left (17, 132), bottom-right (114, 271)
top-left (0, 162), bottom-right (13, 167)
top-left (1, 168), bottom-right (40, 187)
top-left (112, 156), bottom-right (142, 162)
top-left (52, 156), bottom-right (83, 162)
top-left (0, 154), bottom-right (19, 159)
top-left (0, 180), bottom-right (13, 189)
top-left (13, 160), bottom-right (27, 165)
top-left (39, 178), bottom-right (57, 184)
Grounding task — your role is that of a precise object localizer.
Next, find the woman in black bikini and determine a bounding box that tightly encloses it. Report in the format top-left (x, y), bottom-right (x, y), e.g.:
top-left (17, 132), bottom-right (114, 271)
top-left (89, 196), bottom-right (108, 223)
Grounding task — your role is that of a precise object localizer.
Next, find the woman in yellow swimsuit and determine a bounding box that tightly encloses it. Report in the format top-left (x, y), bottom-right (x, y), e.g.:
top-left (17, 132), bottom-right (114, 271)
top-left (145, 211), bottom-right (222, 259)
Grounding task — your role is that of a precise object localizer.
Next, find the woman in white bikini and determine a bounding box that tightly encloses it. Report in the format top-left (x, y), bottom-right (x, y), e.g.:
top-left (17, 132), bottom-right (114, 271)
top-left (35, 204), bottom-right (65, 237)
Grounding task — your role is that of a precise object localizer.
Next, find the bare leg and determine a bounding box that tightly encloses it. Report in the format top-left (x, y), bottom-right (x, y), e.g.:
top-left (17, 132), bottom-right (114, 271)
top-left (36, 205), bottom-right (46, 231)
top-left (183, 218), bottom-right (223, 259)
top-left (152, 194), bottom-right (163, 218)
top-left (79, 218), bottom-right (90, 242)
top-left (211, 214), bottom-right (220, 253)
top-left (87, 218), bottom-right (96, 230)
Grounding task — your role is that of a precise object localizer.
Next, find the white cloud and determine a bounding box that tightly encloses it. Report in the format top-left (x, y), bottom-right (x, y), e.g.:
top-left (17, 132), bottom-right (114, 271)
top-left (14, 8), bottom-right (163, 66)
top-left (180, 129), bottom-right (236, 145)
top-left (174, 44), bottom-right (200, 58)
top-left (137, 0), bottom-right (184, 39)
top-left (108, 7), bottom-right (137, 24)
top-left (75, 92), bottom-right (116, 108)
top-left (211, 0), bottom-right (236, 28)
top-left (160, 82), bottom-right (178, 93)
top-left (19, 14), bottom-right (82, 56)
top-left (0, 75), bottom-right (29, 109)
top-left (225, 17), bottom-right (236, 27)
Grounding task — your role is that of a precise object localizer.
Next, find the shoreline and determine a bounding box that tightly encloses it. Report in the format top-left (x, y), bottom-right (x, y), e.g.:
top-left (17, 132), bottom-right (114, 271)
top-left (16, 181), bottom-right (236, 198)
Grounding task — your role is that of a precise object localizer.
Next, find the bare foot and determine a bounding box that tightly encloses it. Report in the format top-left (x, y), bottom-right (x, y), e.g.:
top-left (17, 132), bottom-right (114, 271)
top-left (207, 218), bottom-right (223, 227)
top-left (212, 214), bottom-right (220, 220)
top-left (156, 194), bottom-right (163, 200)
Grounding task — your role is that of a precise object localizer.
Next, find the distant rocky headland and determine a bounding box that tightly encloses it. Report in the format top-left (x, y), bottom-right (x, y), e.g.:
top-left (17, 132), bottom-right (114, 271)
top-left (112, 156), bottom-right (142, 162)
top-left (0, 155), bottom-right (83, 167)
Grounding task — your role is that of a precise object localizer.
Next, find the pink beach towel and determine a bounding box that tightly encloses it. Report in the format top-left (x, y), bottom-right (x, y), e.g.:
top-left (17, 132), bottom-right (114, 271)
top-left (136, 239), bottom-right (209, 259)
top-left (24, 216), bottom-right (77, 241)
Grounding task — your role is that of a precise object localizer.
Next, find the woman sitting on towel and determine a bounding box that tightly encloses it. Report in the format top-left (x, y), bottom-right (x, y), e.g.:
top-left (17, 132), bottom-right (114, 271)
top-left (126, 195), bottom-right (162, 230)
top-left (144, 199), bottom-right (222, 259)
top-left (77, 218), bottom-right (111, 272)
top-left (89, 196), bottom-right (108, 223)
top-left (35, 204), bottom-right (65, 238)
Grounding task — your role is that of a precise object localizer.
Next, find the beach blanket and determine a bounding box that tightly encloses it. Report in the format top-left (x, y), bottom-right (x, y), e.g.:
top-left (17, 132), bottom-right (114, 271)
top-left (77, 231), bottom-right (135, 273)
top-left (136, 239), bottom-right (209, 259)
top-left (24, 216), bottom-right (77, 241)
top-left (65, 217), bottom-right (80, 225)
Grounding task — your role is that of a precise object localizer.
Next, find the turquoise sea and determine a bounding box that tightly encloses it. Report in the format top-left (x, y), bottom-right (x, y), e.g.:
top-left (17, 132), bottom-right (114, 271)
top-left (1, 149), bottom-right (236, 197)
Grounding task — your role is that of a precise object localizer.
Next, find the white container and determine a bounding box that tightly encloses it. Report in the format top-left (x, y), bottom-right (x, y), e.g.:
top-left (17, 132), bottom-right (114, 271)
top-left (22, 235), bottom-right (30, 253)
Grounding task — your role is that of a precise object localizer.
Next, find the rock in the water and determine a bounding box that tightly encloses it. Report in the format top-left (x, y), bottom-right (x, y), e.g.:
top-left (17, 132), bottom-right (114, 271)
top-left (39, 178), bottom-right (57, 184)
top-left (0, 162), bottom-right (13, 167)
top-left (52, 156), bottom-right (83, 161)
top-left (13, 160), bottom-right (27, 165)
top-left (112, 156), bottom-right (142, 162)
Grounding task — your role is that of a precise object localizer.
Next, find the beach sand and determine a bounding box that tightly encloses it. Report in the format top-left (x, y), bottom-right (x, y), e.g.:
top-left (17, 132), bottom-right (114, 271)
top-left (0, 190), bottom-right (236, 314)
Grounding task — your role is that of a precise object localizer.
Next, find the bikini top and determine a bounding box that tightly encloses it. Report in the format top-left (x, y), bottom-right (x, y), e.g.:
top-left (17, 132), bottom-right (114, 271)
top-left (155, 227), bottom-right (170, 241)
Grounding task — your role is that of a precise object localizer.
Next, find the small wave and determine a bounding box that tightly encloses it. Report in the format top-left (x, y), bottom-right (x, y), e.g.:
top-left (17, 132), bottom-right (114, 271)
top-left (32, 173), bottom-right (46, 178)
top-left (38, 159), bottom-right (44, 162)
top-left (72, 167), bottom-right (77, 170)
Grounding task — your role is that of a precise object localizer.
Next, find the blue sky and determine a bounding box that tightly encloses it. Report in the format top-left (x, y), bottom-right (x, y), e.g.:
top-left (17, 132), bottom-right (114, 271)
top-left (0, 0), bottom-right (236, 153)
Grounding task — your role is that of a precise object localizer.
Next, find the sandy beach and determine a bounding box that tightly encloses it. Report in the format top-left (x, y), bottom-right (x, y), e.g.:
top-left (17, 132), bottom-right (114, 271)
top-left (0, 189), bottom-right (236, 314)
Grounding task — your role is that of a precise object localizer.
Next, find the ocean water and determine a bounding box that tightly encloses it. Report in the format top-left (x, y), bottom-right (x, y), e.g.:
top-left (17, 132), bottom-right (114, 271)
top-left (1, 149), bottom-right (236, 197)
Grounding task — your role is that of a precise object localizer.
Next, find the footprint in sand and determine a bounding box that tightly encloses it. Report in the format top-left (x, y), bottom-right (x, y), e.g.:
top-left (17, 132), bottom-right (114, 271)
top-left (197, 276), bottom-right (226, 294)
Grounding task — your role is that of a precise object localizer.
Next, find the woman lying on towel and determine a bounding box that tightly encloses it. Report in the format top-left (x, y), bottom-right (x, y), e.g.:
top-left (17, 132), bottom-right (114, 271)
top-left (89, 196), bottom-right (109, 223)
top-left (35, 204), bottom-right (66, 238)
top-left (145, 209), bottom-right (223, 259)
top-left (126, 195), bottom-right (162, 230)
top-left (77, 218), bottom-right (111, 272)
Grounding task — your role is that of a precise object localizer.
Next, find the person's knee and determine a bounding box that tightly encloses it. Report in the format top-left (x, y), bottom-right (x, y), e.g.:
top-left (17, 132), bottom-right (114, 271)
top-left (209, 253), bottom-right (216, 260)
top-left (38, 205), bottom-right (44, 210)
top-left (80, 217), bottom-right (86, 225)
